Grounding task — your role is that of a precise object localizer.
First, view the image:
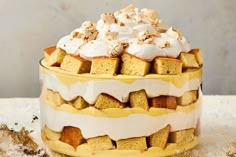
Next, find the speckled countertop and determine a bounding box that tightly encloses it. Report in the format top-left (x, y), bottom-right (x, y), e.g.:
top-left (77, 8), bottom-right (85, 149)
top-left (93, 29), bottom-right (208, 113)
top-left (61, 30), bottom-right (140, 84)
top-left (0, 96), bottom-right (236, 157)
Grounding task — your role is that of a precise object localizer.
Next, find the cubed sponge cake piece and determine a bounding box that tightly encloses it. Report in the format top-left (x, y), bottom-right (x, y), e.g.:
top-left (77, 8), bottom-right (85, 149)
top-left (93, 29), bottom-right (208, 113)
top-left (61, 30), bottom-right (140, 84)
top-left (90, 57), bottom-right (119, 75)
top-left (177, 90), bottom-right (198, 106)
top-left (44, 126), bottom-right (61, 141)
top-left (87, 136), bottom-right (114, 151)
top-left (117, 137), bottom-right (147, 151)
top-left (169, 129), bottom-right (195, 144)
top-left (189, 49), bottom-right (203, 65)
top-left (152, 57), bottom-right (182, 75)
top-left (48, 48), bottom-right (66, 66)
top-left (94, 93), bottom-right (124, 109)
top-left (120, 53), bottom-right (151, 76)
top-left (129, 90), bottom-right (149, 110)
top-left (42, 88), bottom-right (65, 107)
top-left (69, 96), bottom-right (89, 110)
top-left (60, 55), bottom-right (91, 74)
top-left (148, 125), bottom-right (170, 148)
top-left (179, 52), bottom-right (199, 68)
top-left (60, 126), bottom-right (84, 149)
top-left (150, 96), bottom-right (177, 110)
top-left (44, 46), bottom-right (56, 62)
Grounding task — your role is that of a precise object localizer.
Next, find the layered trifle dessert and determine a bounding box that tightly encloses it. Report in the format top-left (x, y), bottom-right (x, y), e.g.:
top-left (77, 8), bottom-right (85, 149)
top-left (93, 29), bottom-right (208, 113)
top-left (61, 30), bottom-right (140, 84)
top-left (40, 4), bottom-right (203, 157)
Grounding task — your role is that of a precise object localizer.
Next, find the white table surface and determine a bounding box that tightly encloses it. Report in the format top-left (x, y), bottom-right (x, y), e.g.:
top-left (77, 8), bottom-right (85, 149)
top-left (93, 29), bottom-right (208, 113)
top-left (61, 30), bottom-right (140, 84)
top-left (0, 96), bottom-right (236, 157)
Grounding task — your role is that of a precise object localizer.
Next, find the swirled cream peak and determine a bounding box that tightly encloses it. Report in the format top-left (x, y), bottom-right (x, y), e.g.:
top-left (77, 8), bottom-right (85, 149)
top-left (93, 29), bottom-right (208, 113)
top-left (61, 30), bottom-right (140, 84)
top-left (56, 5), bottom-right (191, 61)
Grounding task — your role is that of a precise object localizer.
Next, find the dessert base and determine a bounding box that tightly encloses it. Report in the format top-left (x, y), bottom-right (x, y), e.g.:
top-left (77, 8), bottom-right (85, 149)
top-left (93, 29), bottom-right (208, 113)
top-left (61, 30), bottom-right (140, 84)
top-left (41, 129), bottom-right (199, 157)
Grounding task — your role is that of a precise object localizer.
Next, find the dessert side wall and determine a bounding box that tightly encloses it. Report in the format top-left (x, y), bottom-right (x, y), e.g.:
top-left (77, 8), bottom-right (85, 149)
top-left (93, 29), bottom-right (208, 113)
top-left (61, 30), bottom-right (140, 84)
top-left (0, 0), bottom-right (235, 97)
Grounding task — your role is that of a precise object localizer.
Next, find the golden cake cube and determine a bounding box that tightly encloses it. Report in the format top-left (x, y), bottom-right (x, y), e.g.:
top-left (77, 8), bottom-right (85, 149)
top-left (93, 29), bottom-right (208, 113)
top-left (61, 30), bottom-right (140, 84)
top-left (120, 53), bottom-right (151, 76)
top-left (179, 52), bottom-right (199, 68)
top-left (60, 55), bottom-right (91, 74)
top-left (152, 57), bottom-right (182, 75)
top-left (44, 46), bottom-right (56, 62)
top-left (129, 89), bottom-right (149, 110)
top-left (150, 96), bottom-right (177, 110)
top-left (177, 90), bottom-right (198, 106)
top-left (69, 96), bottom-right (89, 110)
top-left (60, 126), bottom-right (84, 149)
top-left (87, 135), bottom-right (114, 151)
top-left (42, 88), bottom-right (65, 106)
top-left (94, 93), bottom-right (124, 109)
top-left (48, 48), bottom-right (66, 66)
top-left (169, 129), bottom-right (195, 144)
top-left (90, 57), bottom-right (119, 75)
top-left (189, 48), bottom-right (203, 65)
top-left (116, 137), bottom-right (147, 151)
top-left (148, 125), bottom-right (170, 148)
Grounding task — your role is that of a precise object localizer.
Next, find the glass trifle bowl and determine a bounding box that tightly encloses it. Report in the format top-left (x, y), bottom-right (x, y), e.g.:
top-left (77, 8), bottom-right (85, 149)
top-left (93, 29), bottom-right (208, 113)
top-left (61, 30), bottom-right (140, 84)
top-left (39, 5), bottom-right (203, 157)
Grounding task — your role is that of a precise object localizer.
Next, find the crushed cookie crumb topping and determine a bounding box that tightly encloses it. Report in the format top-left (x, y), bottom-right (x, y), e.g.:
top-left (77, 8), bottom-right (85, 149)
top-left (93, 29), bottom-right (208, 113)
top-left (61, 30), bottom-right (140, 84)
top-left (138, 30), bottom-right (160, 44)
top-left (101, 13), bottom-right (116, 25)
top-left (72, 21), bottom-right (98, 42)
top-left (105, 31), bottom-right (118, 41)
top-left (159, 41), bottom-right (171, 48)
top-left (141, 8), bottom-right (158, 20)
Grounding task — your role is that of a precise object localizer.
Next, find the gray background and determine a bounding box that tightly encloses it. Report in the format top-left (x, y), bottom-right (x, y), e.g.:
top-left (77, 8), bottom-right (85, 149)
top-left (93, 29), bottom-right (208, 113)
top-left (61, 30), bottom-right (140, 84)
top-left (0, 0), bottom-right (235, 97)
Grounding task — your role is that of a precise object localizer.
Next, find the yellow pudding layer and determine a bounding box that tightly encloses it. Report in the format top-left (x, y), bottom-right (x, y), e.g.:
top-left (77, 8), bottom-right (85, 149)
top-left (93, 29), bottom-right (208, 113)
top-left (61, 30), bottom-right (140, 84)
top-left (42, 128), bottom-right (199, 157)
top-left (40, 59), bottom-right (202, 88)
top-left (42, 97), bottom-right (201, 118)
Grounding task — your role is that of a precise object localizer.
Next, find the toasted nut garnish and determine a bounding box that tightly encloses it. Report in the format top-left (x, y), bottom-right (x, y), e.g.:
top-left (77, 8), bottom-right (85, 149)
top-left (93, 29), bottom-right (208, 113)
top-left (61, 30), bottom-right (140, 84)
top-left (144, 38), bottom-right (153, 44)
top-left (72, 21), bottom-right (98, 41)
top-left (166, 27), bottom-right (182, 40)
top-left (121, 4), bottom-right (136, 12)
top-left (159, 41), bottom-right (171, 48)
top-left (141, 8), bottom-right (158, 20)
top-left (118, 22), bottom-right (125, 26)
top-left (108, 42), bottom-right (124, 57)
top-left (82, 21), bottom-right (95, 28)
top-left (101, 13), bottom-right (116, 25)
top-left (105, 31), bottom-right (118, 40)
top-left (138, 30), bottom-right (151, 41)
top-left (138, 30), bottom-right (160, 44)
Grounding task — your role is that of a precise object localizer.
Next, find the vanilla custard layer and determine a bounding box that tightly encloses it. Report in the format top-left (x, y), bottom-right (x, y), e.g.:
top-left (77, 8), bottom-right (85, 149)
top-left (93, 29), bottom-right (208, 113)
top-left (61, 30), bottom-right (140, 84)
top-left (40, 59), bottom-right (202, 103)
top-left (42, 130), bottom-right (199, 157)
top-left (41, 97), bottom-right (201, 141)
top-left (42, 95), bottom-right (201, 117)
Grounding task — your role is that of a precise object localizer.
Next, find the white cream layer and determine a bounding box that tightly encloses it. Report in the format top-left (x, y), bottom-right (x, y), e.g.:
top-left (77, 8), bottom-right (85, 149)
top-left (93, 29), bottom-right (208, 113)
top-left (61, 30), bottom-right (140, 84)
top-left (40, 72), bottom-right (201, 104)
top-left (41, 100), bottom-right (201, 141)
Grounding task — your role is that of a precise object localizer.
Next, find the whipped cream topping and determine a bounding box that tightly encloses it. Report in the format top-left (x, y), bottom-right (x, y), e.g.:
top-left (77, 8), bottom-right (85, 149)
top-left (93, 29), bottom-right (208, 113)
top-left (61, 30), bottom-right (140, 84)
top-left (40, 71), bottom-right (201, 103)
top-left (56, 5), bottom-right (191, 61)
top-left (57, 35), bottom-right (83, 55)
top-left (41, 97), bottom-right (201, 141)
